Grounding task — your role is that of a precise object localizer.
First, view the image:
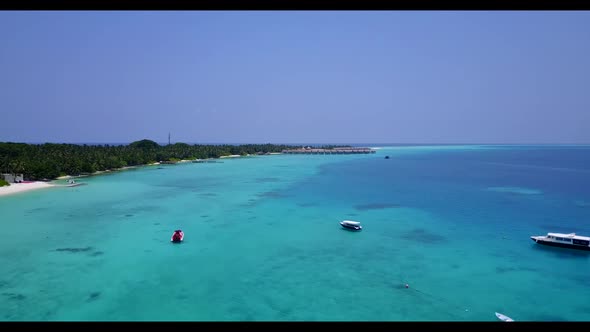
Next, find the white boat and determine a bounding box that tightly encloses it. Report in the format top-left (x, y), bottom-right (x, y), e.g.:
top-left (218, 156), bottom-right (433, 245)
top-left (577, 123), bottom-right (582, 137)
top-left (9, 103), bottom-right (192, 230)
top-left (495, 312), bottom-right (514, 322)
top-left (64, 179), bottom-right (85, 187)
top-left (340, 220), bottom-right (362, 231)
top-left (531, 232), bottom-right (590, 251)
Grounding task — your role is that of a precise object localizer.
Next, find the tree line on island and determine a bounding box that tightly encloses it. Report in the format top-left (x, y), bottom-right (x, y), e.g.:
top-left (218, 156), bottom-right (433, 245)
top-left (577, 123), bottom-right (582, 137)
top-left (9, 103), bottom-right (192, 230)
top-left (0, 139), bottom-right (345, 181)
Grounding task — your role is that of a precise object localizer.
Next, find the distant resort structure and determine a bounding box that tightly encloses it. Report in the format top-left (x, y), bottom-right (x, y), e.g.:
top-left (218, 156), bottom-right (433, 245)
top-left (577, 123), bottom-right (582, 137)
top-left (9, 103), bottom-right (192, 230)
top-left (282, 146), bottom-right (376, 154)
top-left (1, 173), bottom-right (24, 183)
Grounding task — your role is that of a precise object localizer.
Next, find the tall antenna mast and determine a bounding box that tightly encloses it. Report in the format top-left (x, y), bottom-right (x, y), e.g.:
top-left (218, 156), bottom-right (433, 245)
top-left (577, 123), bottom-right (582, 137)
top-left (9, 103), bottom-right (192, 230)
top-left (168, 132), bottom-right (171, 145)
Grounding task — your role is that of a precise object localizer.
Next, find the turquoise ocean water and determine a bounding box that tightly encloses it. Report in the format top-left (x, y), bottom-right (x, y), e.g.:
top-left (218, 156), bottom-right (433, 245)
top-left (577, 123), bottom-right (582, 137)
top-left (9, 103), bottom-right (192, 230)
top-left (1, 145), bottom-right (590, 321)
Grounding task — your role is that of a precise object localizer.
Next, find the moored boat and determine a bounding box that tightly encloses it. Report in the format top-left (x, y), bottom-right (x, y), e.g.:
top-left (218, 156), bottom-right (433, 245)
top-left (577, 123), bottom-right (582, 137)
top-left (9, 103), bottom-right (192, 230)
top-left (340, 220), bottom-right (362, 231)
top-left (495, 312), bottom-right (514, 322)
top-left (530, 232), bottom-right (590, 251)
top-left (171, 230), bottom-right (184, 243)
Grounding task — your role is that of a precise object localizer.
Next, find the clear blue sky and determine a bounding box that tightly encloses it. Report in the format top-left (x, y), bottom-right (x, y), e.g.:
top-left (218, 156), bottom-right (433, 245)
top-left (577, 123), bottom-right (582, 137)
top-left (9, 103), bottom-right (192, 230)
top-left (1, 11), bottom-right (589, 144)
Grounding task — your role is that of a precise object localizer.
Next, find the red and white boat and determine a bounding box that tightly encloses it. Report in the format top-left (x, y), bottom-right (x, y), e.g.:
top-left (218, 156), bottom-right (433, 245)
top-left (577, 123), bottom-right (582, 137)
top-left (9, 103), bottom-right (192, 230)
top-left (171, 230), bottom-right (184, 243)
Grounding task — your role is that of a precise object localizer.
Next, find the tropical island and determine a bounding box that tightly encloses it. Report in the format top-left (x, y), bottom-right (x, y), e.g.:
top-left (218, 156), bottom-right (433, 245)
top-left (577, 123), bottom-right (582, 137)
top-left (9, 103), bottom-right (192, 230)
top-left (0, 139), bottom-right (349, 182)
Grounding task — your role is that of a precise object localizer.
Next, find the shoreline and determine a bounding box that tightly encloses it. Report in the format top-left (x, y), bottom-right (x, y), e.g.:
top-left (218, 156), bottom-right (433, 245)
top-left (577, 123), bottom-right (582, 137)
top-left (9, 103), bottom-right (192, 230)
top-left (0, 148), bottom-right (371, 198)
top-left (1, 153), bottom-right (276, 198)
top-left (56, 165), bottom-right (141, 180)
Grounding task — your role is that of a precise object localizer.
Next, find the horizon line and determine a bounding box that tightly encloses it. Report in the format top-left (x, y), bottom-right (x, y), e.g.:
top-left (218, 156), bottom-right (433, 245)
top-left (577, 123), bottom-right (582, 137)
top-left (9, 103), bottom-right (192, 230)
top-left (2, 141), bottom-right (590, 146)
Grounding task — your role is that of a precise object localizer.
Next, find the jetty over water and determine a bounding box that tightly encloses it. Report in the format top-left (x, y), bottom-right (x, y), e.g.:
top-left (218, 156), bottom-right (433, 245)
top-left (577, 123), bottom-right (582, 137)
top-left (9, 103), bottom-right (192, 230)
top-left (282, 147), bottom-right (376, 154)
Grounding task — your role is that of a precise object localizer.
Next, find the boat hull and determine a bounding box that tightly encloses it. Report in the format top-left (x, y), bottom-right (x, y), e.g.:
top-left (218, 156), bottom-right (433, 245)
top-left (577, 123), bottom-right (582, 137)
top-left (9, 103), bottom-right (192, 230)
top-left (171, 233), bottom-right (184, 243)
top-left (340, 223), bottom-right (362, 231)
top-left (531, 237), bottom-right (590, 251)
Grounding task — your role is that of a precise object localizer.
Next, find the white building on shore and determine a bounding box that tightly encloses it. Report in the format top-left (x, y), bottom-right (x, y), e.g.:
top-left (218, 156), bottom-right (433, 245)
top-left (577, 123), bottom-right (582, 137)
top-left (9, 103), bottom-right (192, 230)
top-left (1, 173), bottom-right (24, 183)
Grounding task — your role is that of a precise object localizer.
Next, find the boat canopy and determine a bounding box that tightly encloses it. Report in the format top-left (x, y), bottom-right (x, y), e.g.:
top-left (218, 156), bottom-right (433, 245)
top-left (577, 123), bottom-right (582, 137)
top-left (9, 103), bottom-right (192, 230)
top-left (548, 232), bottom-right (590, 241)
top-left (342, 220), bottom-right (361, 226)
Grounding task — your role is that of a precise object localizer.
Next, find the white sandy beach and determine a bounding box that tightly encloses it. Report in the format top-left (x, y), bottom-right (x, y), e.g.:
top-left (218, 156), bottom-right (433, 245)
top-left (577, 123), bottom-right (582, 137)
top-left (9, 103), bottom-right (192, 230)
top-left (0, 182), bottom-right (55, 197)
